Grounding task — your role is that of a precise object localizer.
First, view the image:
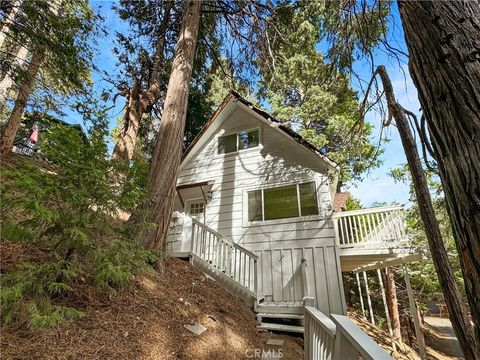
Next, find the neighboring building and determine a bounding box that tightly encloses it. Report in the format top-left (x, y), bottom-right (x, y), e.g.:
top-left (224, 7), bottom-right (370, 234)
top-left (167, 91), bottom-right (422, 339)
top-left (12, 112), bottom-right (84, 156)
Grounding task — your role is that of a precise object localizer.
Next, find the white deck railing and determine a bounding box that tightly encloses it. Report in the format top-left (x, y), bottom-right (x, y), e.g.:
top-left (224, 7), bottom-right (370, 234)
top-left (304, 307), bottom-right (392, 360)
top-left (304, 307), bottom-right (336, 360)
top-left (190, 218), bottom-right (259, 294)
top-left (333, 206), bottom-right (407, 247)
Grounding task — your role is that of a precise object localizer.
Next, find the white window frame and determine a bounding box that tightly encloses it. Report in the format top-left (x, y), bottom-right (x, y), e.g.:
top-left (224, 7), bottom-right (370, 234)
top-left (242, 180), bottom-right (323, 227)
top-left (185, 198), bottom-right (206, 222)
top-left (216, 127), bottom-right (261, 157)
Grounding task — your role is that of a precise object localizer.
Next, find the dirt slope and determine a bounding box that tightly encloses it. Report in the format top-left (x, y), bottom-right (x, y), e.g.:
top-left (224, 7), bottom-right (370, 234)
top-left (1, 242), bottom-right (304, 359)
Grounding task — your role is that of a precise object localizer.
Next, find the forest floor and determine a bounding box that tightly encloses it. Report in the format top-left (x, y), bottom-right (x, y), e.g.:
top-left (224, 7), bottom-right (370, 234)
top-left (352, 311), bottom-right (465, 360)
top-left (423, 317), bottom-right (464, 360)
top-left (0, 241), bottom-right (303, 359)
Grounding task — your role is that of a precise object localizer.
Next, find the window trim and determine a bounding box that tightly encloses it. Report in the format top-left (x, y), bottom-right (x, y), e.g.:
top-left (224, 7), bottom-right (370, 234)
top-left (242, 180), bottom-right (322, 226)
top-left (185, 198), bottom-right (206, 219)
top-left (216, 127), bottom-right (261, 156)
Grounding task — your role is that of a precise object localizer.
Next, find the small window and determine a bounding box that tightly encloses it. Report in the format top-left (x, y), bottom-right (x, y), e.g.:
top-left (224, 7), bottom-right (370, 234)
top-left (218, 133), bottom-right (237, 154)
top-left (218, 129), bottom-right (259, 154)
top-left (189, 202), bottom-right (204, 215)
top-left (238, 129), bottom-right (259, 150)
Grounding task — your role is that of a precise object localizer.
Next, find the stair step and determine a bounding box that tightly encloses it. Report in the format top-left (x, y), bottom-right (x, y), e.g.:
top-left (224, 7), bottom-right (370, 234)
top-left (256, 305), bottom-right (304, 315)
top-left (257, 323), bottom-right (304, 333)
top-left (256, 313), bottom-right (304, 320)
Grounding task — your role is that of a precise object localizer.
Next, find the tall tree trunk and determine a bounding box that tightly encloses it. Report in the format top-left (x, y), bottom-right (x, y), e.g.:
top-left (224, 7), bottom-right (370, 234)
top-left (111, 1), bottom-right (173, 161)
top-left (0, 45), bottom-right (29, 112)
top-left (384, 267), bottom-right (402, 343)
top-left (0, 0), bottom-right (24, 48)
top-left (111, 81), bottom-right (144, 160)
top-left (398, 2), bottom-right (480, 354)
top-left (0, 50), bottom-right (43, 155)
top-left (372, 65), bottom-right (477, 360)
top-left (128, 0), bottom-right (201, 251)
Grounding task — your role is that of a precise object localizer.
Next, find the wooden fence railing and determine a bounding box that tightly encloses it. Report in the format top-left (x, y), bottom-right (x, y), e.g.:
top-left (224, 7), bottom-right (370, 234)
top-left (304, 306), bottom-right (336, 360)
top-left (304, 307), bottom-right (392, 360)
top-left (190, 218), bottom-right (258, 294)
top-left (333, 206), bottom-right (407, 247)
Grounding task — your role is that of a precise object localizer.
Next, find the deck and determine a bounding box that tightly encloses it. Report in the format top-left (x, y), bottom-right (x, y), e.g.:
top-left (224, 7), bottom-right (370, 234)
top-left (334, 206), bottom-right (423, 272)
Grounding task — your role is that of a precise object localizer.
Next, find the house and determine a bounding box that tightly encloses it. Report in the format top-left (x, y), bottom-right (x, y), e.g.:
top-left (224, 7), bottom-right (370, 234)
top-left (167, 91), bottom-right (423, 356)
top-left (12, 112), bottom-right (84, 156)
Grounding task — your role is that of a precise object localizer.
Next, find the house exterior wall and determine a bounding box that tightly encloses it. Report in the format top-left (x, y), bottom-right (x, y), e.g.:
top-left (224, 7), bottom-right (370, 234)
top-left (168, 105), bottom-right (345, 314)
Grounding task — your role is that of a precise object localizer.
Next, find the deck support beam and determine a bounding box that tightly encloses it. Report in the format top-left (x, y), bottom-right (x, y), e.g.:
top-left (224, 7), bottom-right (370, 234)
top-left (355, 272), bottom-right (366, 318)
top-left (403, 265), bottom-right (426, 360)
top-left (363, 271), bottom-right (375, 325)
top-left (385, 267), bottom-right (402, 344)
top-left (377, 268), bottom-right (397, 352)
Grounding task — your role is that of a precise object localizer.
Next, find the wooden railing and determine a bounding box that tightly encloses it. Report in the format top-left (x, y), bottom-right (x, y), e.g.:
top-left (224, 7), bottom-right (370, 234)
top-left (304, 307), bottom-right (392, 360)
top-left (333, 206), bottom-right (407, 247)
top-left (304, 306), bottom-right (336, 360)
top-left (332, 314), bottom-right (392, 360)
top-left (190, 218), bottom-right (258, 295)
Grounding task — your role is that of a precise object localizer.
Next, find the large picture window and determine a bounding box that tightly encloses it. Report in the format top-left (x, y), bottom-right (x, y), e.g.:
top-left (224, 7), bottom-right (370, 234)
top-left (247, 182), bottom-right (319, 221)
top-left (218, 129), bottom-right (259, 154)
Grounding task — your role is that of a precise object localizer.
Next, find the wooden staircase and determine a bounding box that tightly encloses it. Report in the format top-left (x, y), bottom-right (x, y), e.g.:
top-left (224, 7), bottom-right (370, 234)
top-left (187, 217), bottom-right (307, 333)
top-left (188, 218), bottom-right (259, 306)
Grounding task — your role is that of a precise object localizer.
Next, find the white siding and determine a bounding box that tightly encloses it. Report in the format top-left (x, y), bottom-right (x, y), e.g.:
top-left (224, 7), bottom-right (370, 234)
top-left (171, 105), bottom-right (345, 313)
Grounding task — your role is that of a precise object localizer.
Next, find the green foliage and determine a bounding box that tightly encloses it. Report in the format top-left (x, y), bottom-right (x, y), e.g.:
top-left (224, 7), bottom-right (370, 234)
top-left (344, 195), bottom-right (363, 211)
top-left (258, 5), bottom-right (384, 187)
top-left (0, 0), bottom-right (102, 119)
top-left (0, 110), bottom-right (154, 328)
top-left (0, 261), bottom-right (85, 328)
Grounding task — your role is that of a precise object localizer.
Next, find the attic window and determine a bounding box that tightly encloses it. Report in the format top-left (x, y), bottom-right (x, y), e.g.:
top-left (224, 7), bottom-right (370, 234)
top-left (247, 181), bottom-right (319, 222)
top-left (218, 129), bottom-right (259, 154)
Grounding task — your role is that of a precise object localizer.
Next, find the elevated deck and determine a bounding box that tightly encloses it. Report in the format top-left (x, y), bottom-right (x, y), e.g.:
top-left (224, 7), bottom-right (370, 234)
top-left (334, 206), bottom-right (423, 272)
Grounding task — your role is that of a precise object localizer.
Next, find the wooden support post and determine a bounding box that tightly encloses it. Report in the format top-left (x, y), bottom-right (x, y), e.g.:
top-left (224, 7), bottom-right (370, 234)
top-left (385, 267), bottom-right (402, 344)
top-left (377, 268), bottom-right (397, 352)
top-left (363, 271), bottom-right (375, 325)
top-left (356, 272), bottom-right (366, 318)
top-left (403, 265), bottom-right (426, 360)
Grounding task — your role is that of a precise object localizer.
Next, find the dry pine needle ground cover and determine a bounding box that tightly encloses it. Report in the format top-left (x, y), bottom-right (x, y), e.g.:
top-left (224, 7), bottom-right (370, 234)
top-left (1, 242), bottom-right (282, 360)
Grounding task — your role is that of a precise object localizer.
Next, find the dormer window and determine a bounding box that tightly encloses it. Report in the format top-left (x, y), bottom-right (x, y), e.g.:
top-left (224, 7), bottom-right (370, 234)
top-left (218, 129), bottom-right (259, 154)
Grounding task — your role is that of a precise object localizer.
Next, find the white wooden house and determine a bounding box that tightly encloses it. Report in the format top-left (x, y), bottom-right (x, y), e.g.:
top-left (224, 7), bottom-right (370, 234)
top-left (167, 92), bottom-right (422, 347)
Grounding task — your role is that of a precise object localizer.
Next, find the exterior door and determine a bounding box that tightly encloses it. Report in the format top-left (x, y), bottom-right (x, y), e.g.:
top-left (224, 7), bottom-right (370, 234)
top-left (185, 198), bottom-right (206, 223)
top-left (183, 199), bottom-right (206, 255)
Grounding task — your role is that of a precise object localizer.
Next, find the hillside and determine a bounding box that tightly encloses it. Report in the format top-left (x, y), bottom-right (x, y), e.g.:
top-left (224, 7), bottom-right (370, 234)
top-left (1, 240), bottom-right (303, 359)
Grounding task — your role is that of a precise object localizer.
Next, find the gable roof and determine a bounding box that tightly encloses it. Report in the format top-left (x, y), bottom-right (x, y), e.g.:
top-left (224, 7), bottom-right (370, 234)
top-left (183, 91), bottom-right (340, 172)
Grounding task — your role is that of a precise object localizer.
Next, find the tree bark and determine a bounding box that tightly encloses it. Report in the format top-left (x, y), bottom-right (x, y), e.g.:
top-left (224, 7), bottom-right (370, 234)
top-left (128, 0), bottom-right (201, 252)
top-left (0, 50), bottom-right (43, 155)
top-left (372, 65), bottom-right (476, 360)
top-left (384, 267), bottom-right (402, 343)
top-left (111, 81), bottom-right (144, 160)
top-left (0, 45), bottom-right (30, 113)
top-left (0, 0), bottom-right (24, 48)
top-left (111, 1), bottom-right (173, 161)
top-left (398, 2), bottom-right (480, 354)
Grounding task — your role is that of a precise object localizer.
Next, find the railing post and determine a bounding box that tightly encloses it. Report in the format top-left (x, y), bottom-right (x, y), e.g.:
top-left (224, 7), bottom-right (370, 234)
top-left (333, 216), bottom-right (341, 246)
top-left (254, 258), bottom-right (258, 295)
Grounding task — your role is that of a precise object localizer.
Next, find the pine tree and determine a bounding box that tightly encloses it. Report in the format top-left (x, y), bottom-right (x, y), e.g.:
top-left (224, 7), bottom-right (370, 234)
top-left (0, 0), bottom-right (98, 154)
top-left (258, 5), bottom-right (383, 187)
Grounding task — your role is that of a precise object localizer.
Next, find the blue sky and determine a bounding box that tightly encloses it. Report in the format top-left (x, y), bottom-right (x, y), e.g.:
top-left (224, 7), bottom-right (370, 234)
top-left (82, 1), bottom-right (420, 207)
